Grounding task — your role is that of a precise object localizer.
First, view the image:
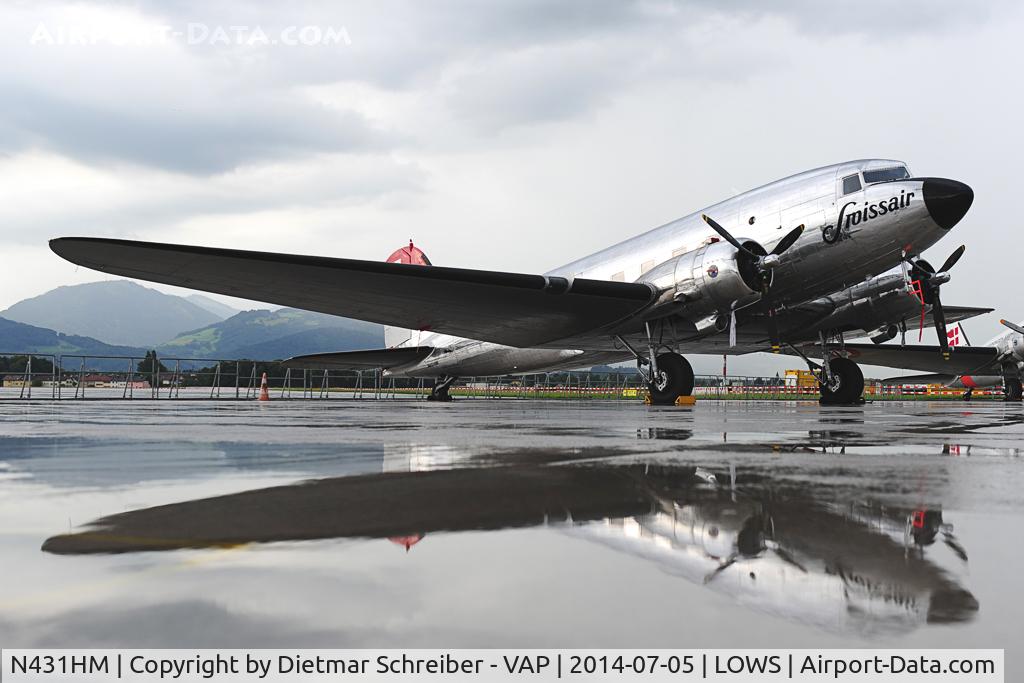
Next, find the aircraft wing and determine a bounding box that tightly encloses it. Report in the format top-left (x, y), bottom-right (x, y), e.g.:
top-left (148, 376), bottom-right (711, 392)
top-left (838, 343), bottom-right (1000, 375)
top-left (50, 238), bottom-right (656, 348)
top-left (877, 373), bottom-right (957, 385)
top-left (904, 305), bottom-right (993, 328)
top-left (285, 347), bottom-right (433, 369)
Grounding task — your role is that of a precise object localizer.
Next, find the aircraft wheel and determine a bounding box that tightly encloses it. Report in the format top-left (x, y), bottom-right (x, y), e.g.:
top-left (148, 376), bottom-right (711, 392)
top-left (647, 353), bottom-right (694, 405)
top-left (1004, 377), bottom-right (1023, 402)
top-left (819, 357), bottom-right (864, 405)
top-left (427, 376), bottom-right (455, 402)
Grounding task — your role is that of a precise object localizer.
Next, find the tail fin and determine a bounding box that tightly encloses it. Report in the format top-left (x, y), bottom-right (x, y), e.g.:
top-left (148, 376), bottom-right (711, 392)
top-left (384, 241), bottom-right (431, 348)
top-left (947, 322), bottom-right (963, 348)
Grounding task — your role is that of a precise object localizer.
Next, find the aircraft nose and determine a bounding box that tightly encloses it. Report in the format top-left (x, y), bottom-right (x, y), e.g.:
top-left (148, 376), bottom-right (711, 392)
top-left (922, 178), bottom-right (973, 229)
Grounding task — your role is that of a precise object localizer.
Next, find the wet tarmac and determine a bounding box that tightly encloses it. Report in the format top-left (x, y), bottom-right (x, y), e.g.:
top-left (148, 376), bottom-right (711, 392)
top-left (0, 399), bottom-right (1022, 663)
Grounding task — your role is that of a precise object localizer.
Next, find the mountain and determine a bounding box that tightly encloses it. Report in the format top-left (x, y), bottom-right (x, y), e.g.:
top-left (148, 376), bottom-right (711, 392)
top-left (0, 317), bottom-right (146, 368)
top-left (157, 308), bottom-right (385, 360)
top-left (1, 281), bottom-right (221, 347)
top-left (185, 294), bottom-right (239, 320)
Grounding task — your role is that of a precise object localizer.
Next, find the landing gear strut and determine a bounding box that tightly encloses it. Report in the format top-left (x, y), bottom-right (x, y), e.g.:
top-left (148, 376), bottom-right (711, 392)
top-left (819, 357), bottom-right (864, 405)
top-left (427, 375), bottom-right (456, 402)
top-left (616, 324), bottom-right (694, 405)
top-left (962, 388), bottom-right (973, 402)
top-left (798, 330), bottom-right (863, 405)
top-left (1004, 377), bottom-right (1023, 402)
top-left (647, 352), bottom-right (695, 405)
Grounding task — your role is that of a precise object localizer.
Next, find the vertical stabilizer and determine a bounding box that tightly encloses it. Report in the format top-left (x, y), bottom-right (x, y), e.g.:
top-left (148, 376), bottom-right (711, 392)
top-left (384, 241), bottom-right (432, 348)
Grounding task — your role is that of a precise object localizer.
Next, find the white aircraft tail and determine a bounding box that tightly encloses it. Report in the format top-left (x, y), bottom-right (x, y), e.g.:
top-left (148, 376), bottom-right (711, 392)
top-left (383, 241), bottom-right (432, 348)
top-left (946, 322), bottom-right (964, 348)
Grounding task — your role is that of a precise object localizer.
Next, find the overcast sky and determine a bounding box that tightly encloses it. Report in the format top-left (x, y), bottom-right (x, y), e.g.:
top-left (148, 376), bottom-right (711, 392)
top-left (1, 0), bottom-right (1021, 374)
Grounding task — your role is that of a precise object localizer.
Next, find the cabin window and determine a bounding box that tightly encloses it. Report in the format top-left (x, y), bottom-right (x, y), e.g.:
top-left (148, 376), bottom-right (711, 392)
top-left (610, 271), bottom-right (624, 282)
top-left (841, 174), bottom-right (862, 195)
top-left (863, 166), bottom-right (910, 184)
top-left (640, 259), bottom-right (655, 274)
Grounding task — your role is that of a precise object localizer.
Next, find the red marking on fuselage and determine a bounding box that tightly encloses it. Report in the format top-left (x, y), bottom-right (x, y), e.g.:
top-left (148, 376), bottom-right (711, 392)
top-left (911, 510), bottom-right (926, 529)
top-left (960, 375), bottom-right (977, 388)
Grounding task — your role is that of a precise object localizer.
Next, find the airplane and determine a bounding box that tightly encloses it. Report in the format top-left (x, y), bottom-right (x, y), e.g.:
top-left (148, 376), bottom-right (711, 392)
top-left (836, 319), bottom-right (1024, 401)
top-left (49, 158), bottom-right (979, 405)
top-left (42, 457), bottom-right (977, 635)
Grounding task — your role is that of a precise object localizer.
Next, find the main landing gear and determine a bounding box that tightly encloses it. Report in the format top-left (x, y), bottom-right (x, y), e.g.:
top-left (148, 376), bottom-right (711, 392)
top-left (789, 331), bottom-right (864, 405)
top-left (1005, 377), bottom-right (1023, 402)
top-left (647, 352), bottom-right (695, 405)
top-left (427, 375), bottom-right (456, 402)
top-left (616, 324), bottom-right (695, 405)
top-left (818, 356), bottom-right (864, 405)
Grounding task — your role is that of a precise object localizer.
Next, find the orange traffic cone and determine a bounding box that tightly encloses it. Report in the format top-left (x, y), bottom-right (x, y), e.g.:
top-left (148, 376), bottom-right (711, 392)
top-left (258, 372), bottom-right (270, 402)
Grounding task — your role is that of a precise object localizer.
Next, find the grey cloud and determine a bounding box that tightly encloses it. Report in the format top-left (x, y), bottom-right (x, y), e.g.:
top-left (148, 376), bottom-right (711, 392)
top-left (6, 0), bottom-right (1012, 174)
top-left (444, 45), bottom-right (631, 132)
top-left (0, 155), bottom-right (427, 246)
top-left (1, 84), bottom-right (398, 174)
top-left (695, 0), bottom-right (1008, 36)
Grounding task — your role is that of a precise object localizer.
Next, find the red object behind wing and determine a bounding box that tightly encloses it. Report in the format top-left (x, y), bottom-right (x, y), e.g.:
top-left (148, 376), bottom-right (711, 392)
top-left (387, 240), bottom-right (432, 266)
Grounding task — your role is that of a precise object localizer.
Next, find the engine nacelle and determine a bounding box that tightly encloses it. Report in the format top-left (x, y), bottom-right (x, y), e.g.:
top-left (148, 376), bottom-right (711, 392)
top-left (639, 240), bottom-right (762, 322)
top-left (996, 331), bottom-right (1024, 364)
top-left (870, 324), bottom-right (900, 344)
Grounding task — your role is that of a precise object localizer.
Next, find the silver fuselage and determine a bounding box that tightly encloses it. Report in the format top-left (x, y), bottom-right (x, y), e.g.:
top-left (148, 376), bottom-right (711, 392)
top-left (386, 159), bottom-right (958, 378)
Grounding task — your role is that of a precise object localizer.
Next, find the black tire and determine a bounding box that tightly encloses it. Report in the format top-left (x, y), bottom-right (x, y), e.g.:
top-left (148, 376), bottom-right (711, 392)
top-left (427, 377), bottom-right (455, 402)
top-left (1004, 377), bottom-right (1023, 402)
top-left (647, 353), bottom-right (694, 405)
top-left (819, 357), bottom-right (864, 405)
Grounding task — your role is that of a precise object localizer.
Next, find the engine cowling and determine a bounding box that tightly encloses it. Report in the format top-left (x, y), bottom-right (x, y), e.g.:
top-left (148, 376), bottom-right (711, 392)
top-left (639, 240), bottom-right (763, 325)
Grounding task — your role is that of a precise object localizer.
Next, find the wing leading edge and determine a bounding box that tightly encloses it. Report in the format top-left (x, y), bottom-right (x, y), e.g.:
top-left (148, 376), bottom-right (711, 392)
top-left (50, 238), bottom-right (656, 348)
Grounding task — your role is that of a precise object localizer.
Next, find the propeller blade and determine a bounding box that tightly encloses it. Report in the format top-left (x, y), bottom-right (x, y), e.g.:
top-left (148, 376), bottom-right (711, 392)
top-left (906, 256), bottom-right (936, 276)
top-left (1001, 319), bottom-right (1024, 335)
top-left (933, 290), bottom-right (950, 357)
top-left (939, 244), bottom-right (966, 274)
top-left (702, 214), bottom-right (756, 258)
top-left (770, 224), bottom-right (805, 256)
top-left (943, 535), bottom-right (969, 563)
top-left (702, 556), bottom-right (737, 585)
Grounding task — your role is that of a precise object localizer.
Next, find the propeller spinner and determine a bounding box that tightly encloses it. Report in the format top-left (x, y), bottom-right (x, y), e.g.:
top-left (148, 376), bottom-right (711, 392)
top-left (701, 214), bottom-right (804, 351)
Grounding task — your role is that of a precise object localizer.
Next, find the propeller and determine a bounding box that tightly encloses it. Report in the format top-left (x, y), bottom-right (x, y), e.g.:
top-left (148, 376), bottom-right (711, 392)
top-left (703, 556), bottom-right (737, 584)
top-left (701, 214), bottom-right (804, 349)
top-left (904, 244), bottom-right (966, 358)
top-left (702, 544), bottom-right (807, 585)
top-left (942, 530), bottom-right (969, 563)
top-left (1001, 319), bottom-right (1024, 335)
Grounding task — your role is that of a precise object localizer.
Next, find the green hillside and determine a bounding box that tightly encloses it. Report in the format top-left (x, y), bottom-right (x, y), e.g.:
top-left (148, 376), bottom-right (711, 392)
top-left (0, 316), bottom-right (146, 361)
top-left (158, 308), bottom-right (384, 360)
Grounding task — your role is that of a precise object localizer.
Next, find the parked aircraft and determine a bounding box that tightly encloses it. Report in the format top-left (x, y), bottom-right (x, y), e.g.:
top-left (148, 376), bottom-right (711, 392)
top-left (50, 159), bottom-right (977, 404)
top-left (42, 459), bottom-right (977, 636)
top-left (843, 319), bottom-right (1024, 401)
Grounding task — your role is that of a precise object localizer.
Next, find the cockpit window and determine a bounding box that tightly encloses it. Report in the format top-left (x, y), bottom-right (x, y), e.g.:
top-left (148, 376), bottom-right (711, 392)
top-left (842, 174), bottom-right (862, 195)
top-left (863, 166), bottom-right (909, 184)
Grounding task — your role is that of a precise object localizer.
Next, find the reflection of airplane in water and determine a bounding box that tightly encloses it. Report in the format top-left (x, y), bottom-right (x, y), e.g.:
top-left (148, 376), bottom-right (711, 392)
top-left (43, 458), bottom-right (977, 636)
